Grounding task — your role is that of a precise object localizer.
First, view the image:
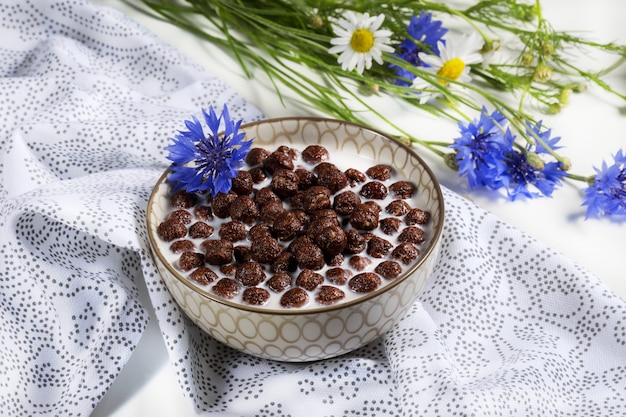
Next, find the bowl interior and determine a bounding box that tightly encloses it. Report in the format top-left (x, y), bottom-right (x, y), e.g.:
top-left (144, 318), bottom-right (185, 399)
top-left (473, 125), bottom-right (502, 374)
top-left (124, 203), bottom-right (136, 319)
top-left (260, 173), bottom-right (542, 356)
top-left (147, 117), bottom-right (444, 314)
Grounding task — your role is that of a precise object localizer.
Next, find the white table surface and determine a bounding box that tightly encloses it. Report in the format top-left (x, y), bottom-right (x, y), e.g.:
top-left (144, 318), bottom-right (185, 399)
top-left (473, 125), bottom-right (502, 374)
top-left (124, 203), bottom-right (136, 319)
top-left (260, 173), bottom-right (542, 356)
top-left (88, 1), bottom-right (626, 415)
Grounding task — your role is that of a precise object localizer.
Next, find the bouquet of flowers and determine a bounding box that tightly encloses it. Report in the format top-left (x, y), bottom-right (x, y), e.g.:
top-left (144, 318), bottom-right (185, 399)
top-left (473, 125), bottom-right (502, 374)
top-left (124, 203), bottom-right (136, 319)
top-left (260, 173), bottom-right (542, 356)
top-left (137, 0), bottom-right (626, 219)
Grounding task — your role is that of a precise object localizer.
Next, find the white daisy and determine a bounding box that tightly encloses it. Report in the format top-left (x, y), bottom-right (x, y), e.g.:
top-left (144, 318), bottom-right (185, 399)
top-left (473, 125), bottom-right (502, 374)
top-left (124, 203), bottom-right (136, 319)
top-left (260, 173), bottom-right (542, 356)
top-left (413, 32), bottom-right (484, 101)
top-left (328, 11), bottom-right (394, 74)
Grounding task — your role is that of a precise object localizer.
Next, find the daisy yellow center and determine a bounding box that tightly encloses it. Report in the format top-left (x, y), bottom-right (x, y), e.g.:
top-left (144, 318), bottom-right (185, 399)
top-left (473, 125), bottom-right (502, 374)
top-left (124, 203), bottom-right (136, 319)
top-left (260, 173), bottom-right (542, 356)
top-left (437, 57), bottom-right (465, 82)
top-left (350, 29), bottom-right (375, 53)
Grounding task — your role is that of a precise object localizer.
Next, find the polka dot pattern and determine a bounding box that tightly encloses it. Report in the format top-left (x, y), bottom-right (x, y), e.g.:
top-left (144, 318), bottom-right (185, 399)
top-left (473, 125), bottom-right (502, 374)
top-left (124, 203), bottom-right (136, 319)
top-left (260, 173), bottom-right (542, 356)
top-left (1, 1), bottom-right (625, 416)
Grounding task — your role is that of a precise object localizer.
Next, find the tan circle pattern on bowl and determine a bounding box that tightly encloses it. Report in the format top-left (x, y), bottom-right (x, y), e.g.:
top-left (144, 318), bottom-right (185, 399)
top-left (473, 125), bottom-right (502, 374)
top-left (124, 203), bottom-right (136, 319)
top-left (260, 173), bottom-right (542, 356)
top-left (147, 117), bottom-right (444, 362)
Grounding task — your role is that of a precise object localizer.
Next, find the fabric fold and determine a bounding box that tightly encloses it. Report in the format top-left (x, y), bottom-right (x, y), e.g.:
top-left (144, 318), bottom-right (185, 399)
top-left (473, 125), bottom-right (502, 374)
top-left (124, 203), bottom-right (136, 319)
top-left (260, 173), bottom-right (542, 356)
top-left (0, 1), bottom-right (624, 416)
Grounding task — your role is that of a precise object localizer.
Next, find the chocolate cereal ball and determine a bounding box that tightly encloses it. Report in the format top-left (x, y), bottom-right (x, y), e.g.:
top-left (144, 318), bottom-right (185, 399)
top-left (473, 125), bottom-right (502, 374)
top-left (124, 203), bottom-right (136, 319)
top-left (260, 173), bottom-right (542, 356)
top-left (345, 168), bottom-right (366, 187)
top-left (360, 181), bottom-right (388, 200)
top-left (157, 218), bottom-right (187, 242)
top-left (242, 287), bottom-right (270, 305)
top-left (302, 144), bottom-right (330, 164)
top-left (170, 190), bottom-right (197, 208)
top-left (389, 180), bottom-right (415, 199)
top-left (233, 245), bottom-right (253, 263)
top-left (345, 229), bottom-right (367, 254)
top-left (314, 162), bottom-right (348, 194)
top-left (189, 221), bottom-right (214, 239)
top-left (315, 285), bottom-right (345, 305)
top-left (333, 190), bottom-right (361, 215)
top-left (178, 251), bottom-right (204, 272)
top-left (398, 226), bottom-right (426, 244)
top-left (295, 168), bottom-right (317, 190)
top-left (249, 167), bottom-right (267, 183)
top-left (270, 169), bottom-right (300, 198)
top-left (367, 236), bottom-right (393, 258)
top-left (271, 251), bottom-right (297, 273)
top-left (390, 242), bottom-right (420, 264)
top-left (235, 261), bottom-right (266, 287)
top-left (405, 208), bottom-right (430, 225)
top-left (326, 267), bottom-right (352, 285)
top-left (263, 146), bottom-right (295, 174)
top-left (219, 220), bottom-right (247, 242)
top-left (348, 272), bottom-right (381, 293)
top-left (250, 235), bottom-right (282, 264)
top-left (379, 217), bottom-right (402, 235)
top-left (349, 255), bottom-right (372, 271)
top-left (202, 239), bottom-right (233, 265)
top-left (267, 271), bottom-right (292, 292)
top-left (189, 266), bottom-right (218, 285)
top-left (313, 224), bottom-right (347, 257)
top-left (365, 164), bottom-right (392, 181)
top-left (212, 191), bottom-right (237, 218)
top-left (374, 261), bottom-right (403, 280)
top-left (292, 241), bottom-right (325, 271)
top-left (349, 204), bottom-right (379, 231)
top-left (280, 287), bottom-right (309, 308)
top-left (231, 170), bottom-right (254, 195)
top-left (273, 211), bottom-right (304, 241)
top-left (247, 223), bottom-right (273, 242)
top-left (385, 200), bottom-right (411, 216)
top-left (170, 239), bottom-right (195, 254)
top-left (298, 185), bottom-right (331, 213)
top-left (229, 195), bottom-right (259, 224)
top-left (295, 269), bottom-right (324, 291)
top-left (253, 188), bottom-right (281, 206)
top-left (245, 147), bottom-right (270, 166)
top-left (168, 209), bottom-right (192, 224)
top-left (194, 205), bottom-right (213, 222)
top-left (258, 200), bottom-right (285, 223)
top-left (212, 278), bottom-right (240, 299)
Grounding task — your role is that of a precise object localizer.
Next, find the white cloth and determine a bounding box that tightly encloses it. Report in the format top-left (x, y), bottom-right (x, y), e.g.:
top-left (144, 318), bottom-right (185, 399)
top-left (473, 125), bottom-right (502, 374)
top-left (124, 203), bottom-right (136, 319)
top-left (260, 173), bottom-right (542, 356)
top-left (0, 1), bottom-right (624, 416)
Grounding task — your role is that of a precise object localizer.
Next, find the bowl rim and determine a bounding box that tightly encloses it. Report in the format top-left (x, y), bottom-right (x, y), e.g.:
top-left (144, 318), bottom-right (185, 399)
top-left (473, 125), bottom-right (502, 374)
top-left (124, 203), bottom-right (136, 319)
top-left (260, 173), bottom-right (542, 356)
top-left (146, 116), bottom-right (445, 316)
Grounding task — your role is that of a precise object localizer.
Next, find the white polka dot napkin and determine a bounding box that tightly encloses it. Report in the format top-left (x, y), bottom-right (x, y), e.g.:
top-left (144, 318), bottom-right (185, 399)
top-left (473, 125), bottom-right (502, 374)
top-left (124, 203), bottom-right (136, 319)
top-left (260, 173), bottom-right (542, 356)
top-left (0, 1), bottom-right (624, 416)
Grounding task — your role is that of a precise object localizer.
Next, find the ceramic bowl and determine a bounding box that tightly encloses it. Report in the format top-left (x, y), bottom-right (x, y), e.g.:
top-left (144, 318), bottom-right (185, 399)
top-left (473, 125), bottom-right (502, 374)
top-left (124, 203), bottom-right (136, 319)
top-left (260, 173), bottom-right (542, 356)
top-left (146, 117), bottom-right (444, 362)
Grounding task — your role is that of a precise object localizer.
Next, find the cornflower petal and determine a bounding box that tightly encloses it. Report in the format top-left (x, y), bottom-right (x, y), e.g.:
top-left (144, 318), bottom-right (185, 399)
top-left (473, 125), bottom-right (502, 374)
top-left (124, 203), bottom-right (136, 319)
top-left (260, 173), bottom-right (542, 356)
top-left (165, 104), bottom-right (252, 196)
top-left (391, 12), bottom-right (448, 86)
top-left (582, 149), bottom-right (626, 218)
top-left (450, 107), bottom-right (510, 189)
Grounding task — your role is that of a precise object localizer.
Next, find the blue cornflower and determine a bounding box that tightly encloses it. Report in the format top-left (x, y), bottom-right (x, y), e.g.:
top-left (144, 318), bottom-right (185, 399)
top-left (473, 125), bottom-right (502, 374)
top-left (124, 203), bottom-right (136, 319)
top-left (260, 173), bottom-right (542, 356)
top-left (497, 151), bottom-right (566, 200)
top-left (582, 149), bottom-right (626, 219)
top-left (165, 104), bottom-right (252, 196)
top-left (450, 106), bottom-right (510, 189)
top-left (526, 120), bottom-right (562, 154)
top-left (495, 121), bottom-right (567, 200)
top-left (391, 11), bottom-right (448, 86)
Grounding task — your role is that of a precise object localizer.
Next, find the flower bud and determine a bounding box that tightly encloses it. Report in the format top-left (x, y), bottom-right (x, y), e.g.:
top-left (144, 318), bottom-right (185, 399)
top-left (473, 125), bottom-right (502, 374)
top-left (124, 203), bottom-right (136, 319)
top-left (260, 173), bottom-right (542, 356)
top-left (559, 88), bottom-right (571, 106)
top-left (310, 14), bottom-right (323, 27)
top-left (521, 53), bottom-right (534, 67)
top-left (526, 152), bottom-right (545, 170)
top-left (444, 153), bottom-right (459, 171)
top-left (559, 157), bottom-right (571, 171)
top-left (533, 64), bottom-right (552, 82)
top-left (367, 83), bottom-right (380, 94)
top-left (547, 103), bottom-right (561, 114)
top-left (481, 39), bottom-right (501, 53)
top-left (572, 83), bottom-right (588, 93)
top-left (542, 42), bottom-right (555, 57)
